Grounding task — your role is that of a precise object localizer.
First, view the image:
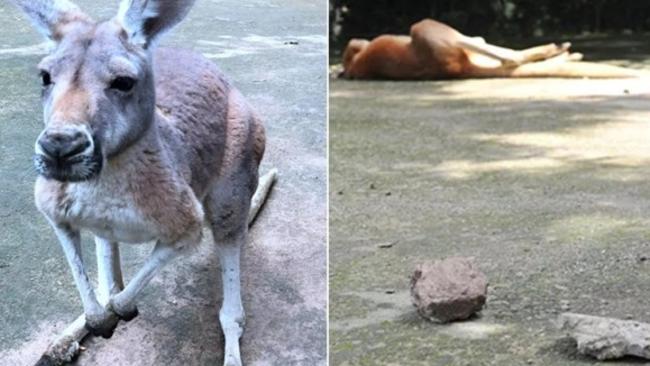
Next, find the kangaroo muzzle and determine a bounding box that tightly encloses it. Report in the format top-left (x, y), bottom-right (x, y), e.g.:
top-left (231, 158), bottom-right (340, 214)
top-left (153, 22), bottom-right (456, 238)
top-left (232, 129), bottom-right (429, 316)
top-left (34, 125), bottom-right (103, 182)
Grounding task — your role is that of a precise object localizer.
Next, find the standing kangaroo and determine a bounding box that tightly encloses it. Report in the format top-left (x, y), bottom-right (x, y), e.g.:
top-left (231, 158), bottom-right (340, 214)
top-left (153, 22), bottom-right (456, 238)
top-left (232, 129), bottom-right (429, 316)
top-left (342, 19), bottom-right (641, 79)
top-left (12, 1), bottom-right (270, 365)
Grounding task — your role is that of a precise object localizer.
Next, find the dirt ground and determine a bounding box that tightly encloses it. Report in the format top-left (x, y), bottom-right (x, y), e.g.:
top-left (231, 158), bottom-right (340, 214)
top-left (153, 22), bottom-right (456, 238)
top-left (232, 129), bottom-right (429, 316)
top-left (330, 38), bottom-right (650, 365)
top-left (0, 0), bottom-right (326, 365)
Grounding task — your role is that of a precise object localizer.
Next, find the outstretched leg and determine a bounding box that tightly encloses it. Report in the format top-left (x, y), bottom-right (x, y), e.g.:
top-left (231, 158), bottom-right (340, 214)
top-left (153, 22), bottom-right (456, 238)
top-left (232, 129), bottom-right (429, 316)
top-left (458, 36), bottom-right (570, 66)
top-left (457, 36), bottom-right (525, 65)
top-left (542, 51), bottom-right (584, 64)
top-left (520, 42), bottom-right (571, 63)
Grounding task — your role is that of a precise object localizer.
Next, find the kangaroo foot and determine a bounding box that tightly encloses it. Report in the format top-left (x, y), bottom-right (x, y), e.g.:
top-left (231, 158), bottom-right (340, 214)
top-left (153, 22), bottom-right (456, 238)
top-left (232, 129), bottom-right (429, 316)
top-left (85, 311), bottom-right (119, 339)
top-left (108, 299), bottom-right (139, 322)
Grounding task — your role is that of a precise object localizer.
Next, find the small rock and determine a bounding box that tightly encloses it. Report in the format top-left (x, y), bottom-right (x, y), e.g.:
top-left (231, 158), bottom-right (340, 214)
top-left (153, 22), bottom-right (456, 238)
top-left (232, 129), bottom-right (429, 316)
top-left (385, 191), bottom-right (391, 196)
top-left (558, 313), bottom-right (650, 360)
top-left (410, 257), bottom-right (488, 323)
top-left (369, 183), bottom-right (376, 189)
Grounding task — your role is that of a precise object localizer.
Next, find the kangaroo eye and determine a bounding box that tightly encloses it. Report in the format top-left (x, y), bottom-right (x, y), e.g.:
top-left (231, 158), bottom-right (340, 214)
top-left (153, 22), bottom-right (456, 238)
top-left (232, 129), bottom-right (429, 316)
top-left (40, 71), bottom-right (52, 87)
top-left (110, 76), bottom-right (136, 92)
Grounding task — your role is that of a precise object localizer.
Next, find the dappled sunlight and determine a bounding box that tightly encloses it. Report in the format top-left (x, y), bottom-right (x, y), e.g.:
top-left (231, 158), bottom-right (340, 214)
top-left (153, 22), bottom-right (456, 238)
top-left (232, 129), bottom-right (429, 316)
top-left (439, 321), bottom-right (510, 340)
top-left (329, 89), bottom-right (362, 99)
top-left (544, 213), bottom-right (645, 245)
top-left (476, 117), bottom-right (650, 163)
top-left (431, 114), bottom-right (650, 180)
top-left (330, 33), bottom-right (650, 365)
top-left (331, 76), bottom-right (650, 107)
top-left (330, 290), bottom-right (413, 332)
top-left (361, 78), bottom-right (650, 104)
top-left (430, 158), bottom-right (564, 179)
top-left (330, 77), bottom-right (650, 108)
top-left (434, 78), bottom-right (650, 100)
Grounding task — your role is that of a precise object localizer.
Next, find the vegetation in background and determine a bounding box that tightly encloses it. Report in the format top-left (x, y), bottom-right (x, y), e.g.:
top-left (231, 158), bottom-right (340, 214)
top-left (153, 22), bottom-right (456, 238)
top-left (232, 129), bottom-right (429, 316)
top-left (330, 0), bottom-right (650, 53)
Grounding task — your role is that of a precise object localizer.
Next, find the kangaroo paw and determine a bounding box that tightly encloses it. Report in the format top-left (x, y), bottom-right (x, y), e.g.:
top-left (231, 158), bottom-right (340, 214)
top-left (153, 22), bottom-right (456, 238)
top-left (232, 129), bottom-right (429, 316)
top-left (85, 312), bottom-right (119, 339)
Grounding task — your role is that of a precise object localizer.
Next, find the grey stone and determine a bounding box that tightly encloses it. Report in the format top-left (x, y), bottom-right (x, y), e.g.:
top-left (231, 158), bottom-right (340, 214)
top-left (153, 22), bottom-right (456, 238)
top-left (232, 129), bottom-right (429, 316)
top-left (558, 313), bottom-right (650, 360)
top-left (410, 257), bottom-right (488, 323)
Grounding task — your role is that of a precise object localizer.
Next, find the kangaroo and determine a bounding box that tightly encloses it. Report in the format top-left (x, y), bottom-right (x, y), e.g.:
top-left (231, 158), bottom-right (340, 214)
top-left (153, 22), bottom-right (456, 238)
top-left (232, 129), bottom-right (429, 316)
top-left (12, 1), bottom-right (269, 365)
top-left (342, 19), bottom-right (641, 80)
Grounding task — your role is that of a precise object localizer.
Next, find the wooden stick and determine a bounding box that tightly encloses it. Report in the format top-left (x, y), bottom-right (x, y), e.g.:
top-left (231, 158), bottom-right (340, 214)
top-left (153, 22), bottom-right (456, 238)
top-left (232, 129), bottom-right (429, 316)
top-left (35, 169), bottom-right (278, 366)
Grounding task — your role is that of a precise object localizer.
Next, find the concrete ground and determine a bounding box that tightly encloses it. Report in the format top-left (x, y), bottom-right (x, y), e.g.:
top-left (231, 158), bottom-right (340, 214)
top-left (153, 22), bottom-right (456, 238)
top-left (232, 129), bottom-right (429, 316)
top-left (330, 37), bottom-right (650, 365)
top-left (0, 0), bottom-right (326, 365)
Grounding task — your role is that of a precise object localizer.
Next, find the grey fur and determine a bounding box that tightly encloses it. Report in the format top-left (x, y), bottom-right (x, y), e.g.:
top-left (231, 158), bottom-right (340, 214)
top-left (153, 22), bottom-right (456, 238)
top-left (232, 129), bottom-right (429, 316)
top-left (117, 0), bottom-right (197, 48)
top-left (16, 1), bottom-right (265, 365)
top-left (11, 0), bottom-right (91, 40)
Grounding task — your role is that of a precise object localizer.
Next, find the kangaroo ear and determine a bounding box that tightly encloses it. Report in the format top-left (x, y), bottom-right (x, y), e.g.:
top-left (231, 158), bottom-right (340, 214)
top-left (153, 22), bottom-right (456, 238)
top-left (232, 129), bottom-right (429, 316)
top-left (11, 0), bottom-right (91, 42)
top-left (116, 0), bottom-right (197, 49)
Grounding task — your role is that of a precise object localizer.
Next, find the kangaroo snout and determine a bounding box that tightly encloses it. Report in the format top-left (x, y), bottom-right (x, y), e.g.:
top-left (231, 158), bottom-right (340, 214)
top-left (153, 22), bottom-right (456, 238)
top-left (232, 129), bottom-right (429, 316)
top-left (34, 126), bottom-right (102, 182)
top-left (36, 128), bottom-right (92, 161)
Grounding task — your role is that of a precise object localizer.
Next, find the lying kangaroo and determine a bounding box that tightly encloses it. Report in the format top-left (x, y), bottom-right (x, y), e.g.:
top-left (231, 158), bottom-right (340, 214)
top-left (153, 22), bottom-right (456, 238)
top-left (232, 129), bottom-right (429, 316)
top-left (341, 19), bottom-right (641, 79)
top-left (12, 1), bottom-right (270, 365)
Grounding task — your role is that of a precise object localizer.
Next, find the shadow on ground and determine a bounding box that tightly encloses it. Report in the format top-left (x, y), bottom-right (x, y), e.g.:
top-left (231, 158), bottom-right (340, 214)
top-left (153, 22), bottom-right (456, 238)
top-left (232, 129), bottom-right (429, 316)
top-left (330, 38), bottom-right (650, 365)
top-left (0, 0), bottom-right (326, 365)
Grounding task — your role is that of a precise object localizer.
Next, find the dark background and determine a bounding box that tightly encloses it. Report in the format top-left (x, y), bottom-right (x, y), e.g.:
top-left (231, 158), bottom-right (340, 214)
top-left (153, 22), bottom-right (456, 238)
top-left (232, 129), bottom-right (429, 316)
top-left (330, 0), bottom-right (650, 54)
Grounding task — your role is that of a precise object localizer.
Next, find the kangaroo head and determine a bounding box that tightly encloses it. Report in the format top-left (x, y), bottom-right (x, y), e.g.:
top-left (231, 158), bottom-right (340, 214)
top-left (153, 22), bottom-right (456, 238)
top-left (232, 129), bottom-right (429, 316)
top-left (341, 38), bottom-right (369, 78)
top-left (13, 0), bottom-right (196, 182)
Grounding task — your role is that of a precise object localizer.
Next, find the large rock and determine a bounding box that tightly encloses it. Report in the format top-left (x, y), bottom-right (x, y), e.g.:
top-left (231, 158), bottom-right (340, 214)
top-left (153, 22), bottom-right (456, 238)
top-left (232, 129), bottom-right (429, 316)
top-left (410, 257), bottom-right (488, 323)
top-left (558, 313), bottom-right (650, 360)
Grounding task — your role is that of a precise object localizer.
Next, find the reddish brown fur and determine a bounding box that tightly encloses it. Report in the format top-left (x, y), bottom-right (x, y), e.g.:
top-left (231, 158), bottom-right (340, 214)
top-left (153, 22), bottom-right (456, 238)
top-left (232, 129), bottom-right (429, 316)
top-left (342, 19), bottom-right (641, 80)
top-left (52, 12), bottom-right (92, 40)
top-left (51, 87), bottom-right (91, 125)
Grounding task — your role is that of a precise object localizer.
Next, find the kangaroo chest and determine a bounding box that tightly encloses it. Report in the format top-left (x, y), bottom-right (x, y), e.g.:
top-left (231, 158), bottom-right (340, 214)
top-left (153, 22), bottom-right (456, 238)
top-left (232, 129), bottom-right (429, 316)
top-left (35, 177), bottom-right (159, 243)
top-left (35, 168), bottom-right (201, 245)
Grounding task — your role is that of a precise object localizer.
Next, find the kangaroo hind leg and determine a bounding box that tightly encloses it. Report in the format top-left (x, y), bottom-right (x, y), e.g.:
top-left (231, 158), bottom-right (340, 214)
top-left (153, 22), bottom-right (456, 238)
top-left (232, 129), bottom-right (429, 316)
top-left (458, 37), bottom-right (571, 66)
top-left (204, 165), bottom-right (258, 366)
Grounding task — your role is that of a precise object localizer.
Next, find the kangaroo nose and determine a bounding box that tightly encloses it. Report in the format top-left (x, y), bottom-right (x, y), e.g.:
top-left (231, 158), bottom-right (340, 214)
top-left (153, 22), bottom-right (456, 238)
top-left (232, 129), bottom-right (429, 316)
top-left (37, 130), bottom-right (91, 160)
